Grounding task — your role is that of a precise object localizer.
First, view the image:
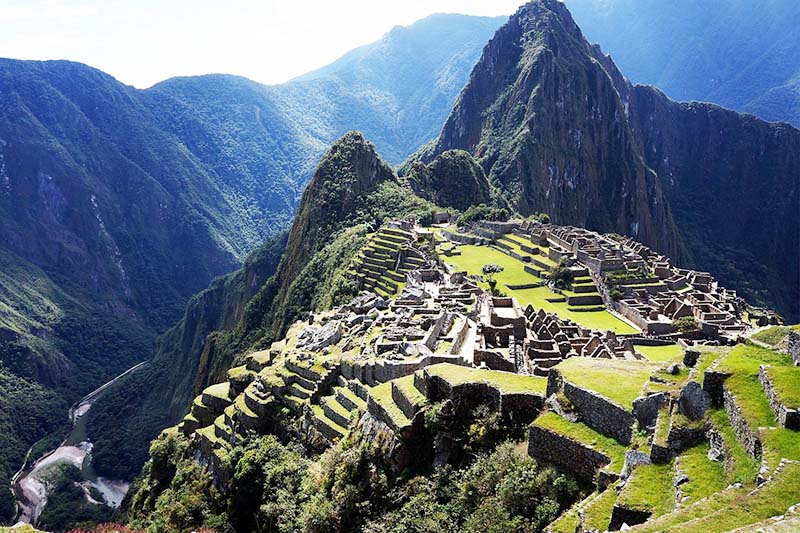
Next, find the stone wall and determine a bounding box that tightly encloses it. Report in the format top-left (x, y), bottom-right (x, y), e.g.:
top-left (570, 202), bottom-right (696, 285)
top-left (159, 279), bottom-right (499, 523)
top-left (789, 330), bottom-right (800, 365)
top-left (723, 389), bottom-right (762, 459)
top-left (632, 392), bottom-right (669, 429)
top-left (449, 319), bottom-right (471, 355)
top-left (548, 370), bottom-right (635, 444)
top-left (703, 368), bottom-right (731, 405)
top-left (759, 366), bottom-right (799, 429)
top-left (528, 425), bottom-right (611, 481)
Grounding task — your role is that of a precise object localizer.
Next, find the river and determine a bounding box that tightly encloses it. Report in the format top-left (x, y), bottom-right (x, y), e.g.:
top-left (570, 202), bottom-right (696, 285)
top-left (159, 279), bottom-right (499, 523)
top-left (12, 361), bottom-right (148, 526)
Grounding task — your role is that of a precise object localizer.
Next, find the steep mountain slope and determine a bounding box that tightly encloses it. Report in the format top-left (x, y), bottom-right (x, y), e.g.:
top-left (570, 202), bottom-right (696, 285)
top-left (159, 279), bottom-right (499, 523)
top-left (411, 0), bottom-right (800, 321)
top-left (564, 0), bottom-right (800, 127)
top-left (88, 132), bottom-right (433, 479)
top-left (0, 14), bottom-right (503, 522)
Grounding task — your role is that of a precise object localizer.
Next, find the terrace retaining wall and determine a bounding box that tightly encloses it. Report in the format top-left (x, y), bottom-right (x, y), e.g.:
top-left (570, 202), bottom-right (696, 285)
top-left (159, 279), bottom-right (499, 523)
top-left (789, 330), bottom-right (800, 365)
top-left (528, 425), bottom-right (612, 481)
top-left (758, 366), bottom-right (799, 429)
top-left (548, 370), bottom-right (635, 444)
top-left (723, 388), bottom-right (762, 459)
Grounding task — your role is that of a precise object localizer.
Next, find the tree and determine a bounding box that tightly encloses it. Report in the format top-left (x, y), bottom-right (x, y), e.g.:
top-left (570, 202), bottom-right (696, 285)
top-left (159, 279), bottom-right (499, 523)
top-left (482, 264), bottom-right (505, 295)
top-left (673, 316), bottom-right (700, 334)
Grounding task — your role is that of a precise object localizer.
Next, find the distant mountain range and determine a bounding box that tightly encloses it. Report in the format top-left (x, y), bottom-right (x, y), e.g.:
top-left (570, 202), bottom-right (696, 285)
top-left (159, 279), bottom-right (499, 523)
top-left (564, 0), bottom-right (800, 127)
top-left (0, 13), bottom-right (504, 521)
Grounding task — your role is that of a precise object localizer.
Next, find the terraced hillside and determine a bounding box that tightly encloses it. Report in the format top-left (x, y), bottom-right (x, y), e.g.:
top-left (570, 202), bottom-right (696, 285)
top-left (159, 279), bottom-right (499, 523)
top-left (350, 225), bottom-right (428, 298)
top-left (127, 217), bottom-right (799, 532)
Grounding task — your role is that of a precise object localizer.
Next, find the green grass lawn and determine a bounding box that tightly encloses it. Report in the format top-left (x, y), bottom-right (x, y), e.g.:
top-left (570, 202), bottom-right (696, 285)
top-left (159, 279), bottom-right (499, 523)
top-left (616, 462), bottom-right (676, 517)
top-left (715, 345), bottom-right (790, 428)
top-left (634, 462), bottom-right (800, 533)
top-left (634, 343), bottom-right (685, 363)
top-left (676, 443), bottom-right (727, 505)
top-left (765, 366), bottom-right (800, 409)
top-left (751, 324), bottom-right (800, 346)
top-left (441, 244), bottom-right (541, 286)
top-left (440, 243), bottom-right (639, 334)
top-left (582, 488), bottom-right (618, 532)
top-left (708, 408), bottom-right (760, 486)
top-left (425, 363), bottom-right (547, 395)
top-left (555, 357), bottom-right (659, 407)
top-left (533, 411), bottom-right (627, 472)
top-left (759, 427), bottom-right (800, 472)
top-left (369, 382), bottom-right (411, 428)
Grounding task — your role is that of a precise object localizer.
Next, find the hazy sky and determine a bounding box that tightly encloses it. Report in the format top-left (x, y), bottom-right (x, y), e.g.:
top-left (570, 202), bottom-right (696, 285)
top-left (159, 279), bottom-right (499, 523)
top-left (0, 0), bottom-right (526, 88)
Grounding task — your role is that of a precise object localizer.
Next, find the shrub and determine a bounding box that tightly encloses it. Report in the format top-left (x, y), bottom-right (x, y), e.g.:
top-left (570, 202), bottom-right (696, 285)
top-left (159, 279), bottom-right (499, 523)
top-left (673, 316), bottom-right (700, 333)
top-left (457, 204), bottom-right (510, 226)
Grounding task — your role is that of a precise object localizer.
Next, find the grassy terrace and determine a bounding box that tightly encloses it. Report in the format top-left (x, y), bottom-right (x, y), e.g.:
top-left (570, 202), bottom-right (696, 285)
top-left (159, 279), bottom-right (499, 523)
top-left (555, 357), bottom-right (659, 408)
top-left (675, 443), bottom-right (726, 505)
top-left (440, 243), bottom-right (638, 334)
top-left (426, 363), bottom-right (547, 395)
top-left (533, 412), bottom-right (627, 472)
top-left (708, 408), bottom-right (760, 485)
top-left (751, 324), bottom-right (800, 346)
top-left (369, 381), bottom-right (411, 428)
top-left (634, 343), bottom-right (684, 363)
top-left (582, 488), bottom-right (618, 531)
top-left (715, 345), bottom-right (791, 429)
top-left (616, 462), bottom-right (676, 518)
top-left (765, 366), bottom-right (800, 409)
top-left (632, 461), bottom-right (800, 533)
top-left (393, 374), bottom-right (427, 406)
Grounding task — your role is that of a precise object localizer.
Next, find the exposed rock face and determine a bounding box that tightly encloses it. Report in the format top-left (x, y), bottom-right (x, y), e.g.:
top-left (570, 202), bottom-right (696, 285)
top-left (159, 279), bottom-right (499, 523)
top-left (678, 381), bottom-right (711, 421)
top-left (414, 0), bottom-right (800, 321)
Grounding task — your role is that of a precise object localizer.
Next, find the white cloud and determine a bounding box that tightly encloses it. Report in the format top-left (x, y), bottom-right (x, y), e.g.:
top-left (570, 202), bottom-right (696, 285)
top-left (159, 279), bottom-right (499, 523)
top-left (0, 0), bottom-right (525, 87)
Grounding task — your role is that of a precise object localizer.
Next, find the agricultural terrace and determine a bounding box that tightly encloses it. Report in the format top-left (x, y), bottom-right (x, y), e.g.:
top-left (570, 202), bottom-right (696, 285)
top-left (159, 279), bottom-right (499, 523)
top-left (425, 363), bottom-right (547, 395)
top-left (555, 357), bottom-right (660, 407)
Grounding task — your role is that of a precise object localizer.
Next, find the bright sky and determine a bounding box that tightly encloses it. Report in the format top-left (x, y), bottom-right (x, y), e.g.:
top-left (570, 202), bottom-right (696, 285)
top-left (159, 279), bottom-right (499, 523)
top-left (0, 0), bottom-right (526, 88)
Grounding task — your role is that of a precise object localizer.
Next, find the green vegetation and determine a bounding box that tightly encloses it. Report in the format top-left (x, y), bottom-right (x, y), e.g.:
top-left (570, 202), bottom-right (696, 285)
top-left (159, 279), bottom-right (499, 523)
top-left (616, 462), bottom-right (675, 518)
top-left (555, 358), bottom-right (659, 407)
top-left (369, 382), bottom-right (412, 428)
top-left (126, 430), bottom-right (580, 533)
top-left (38, 464), bottom-right (113, 531)
top-left (440, 245), bottom-right (638, 333)
top-left (0, 369), bottom-right (67, 521)
top-left (634, 462), bottom-right (800, 533)
top-left (672, 316), bottom-right (700, 334)
top-left (634, 343), bottom-right (684, 363)
top-left (456, 204), bottom-right (510, 226)
top-left (426, 363), bottom-right (547, 395)
top-left (533, 412), bottom-right (627, 472)
top-left (708, 408), bottom-right (760, 485)
top-left (582, 488), bottom-right (618, 531)
top-left (715, 345), bottom-right (790, 428)
top-left (751, 324), bottom-right (800, 346)
top-left (675, 443), bottom-right (726, 505)
top-left (764, 366), bottom-right (800, 408)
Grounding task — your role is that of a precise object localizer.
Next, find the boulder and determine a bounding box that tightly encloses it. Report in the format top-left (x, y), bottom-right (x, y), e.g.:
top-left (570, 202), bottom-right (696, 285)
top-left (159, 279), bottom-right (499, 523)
top-left (678, 381), bottom-right (710, 420)
top-left (622, 450), bottom-right (651, 479)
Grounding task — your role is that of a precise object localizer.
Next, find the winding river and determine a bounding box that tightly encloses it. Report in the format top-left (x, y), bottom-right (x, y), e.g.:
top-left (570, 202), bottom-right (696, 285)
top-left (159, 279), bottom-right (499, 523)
top-left (12, 361), bottom-right (148, 526)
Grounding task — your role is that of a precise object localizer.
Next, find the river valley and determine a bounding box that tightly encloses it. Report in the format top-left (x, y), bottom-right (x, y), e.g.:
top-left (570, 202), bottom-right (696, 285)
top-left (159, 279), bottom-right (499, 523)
top-left (12, 362), bottom-right (148, 526)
